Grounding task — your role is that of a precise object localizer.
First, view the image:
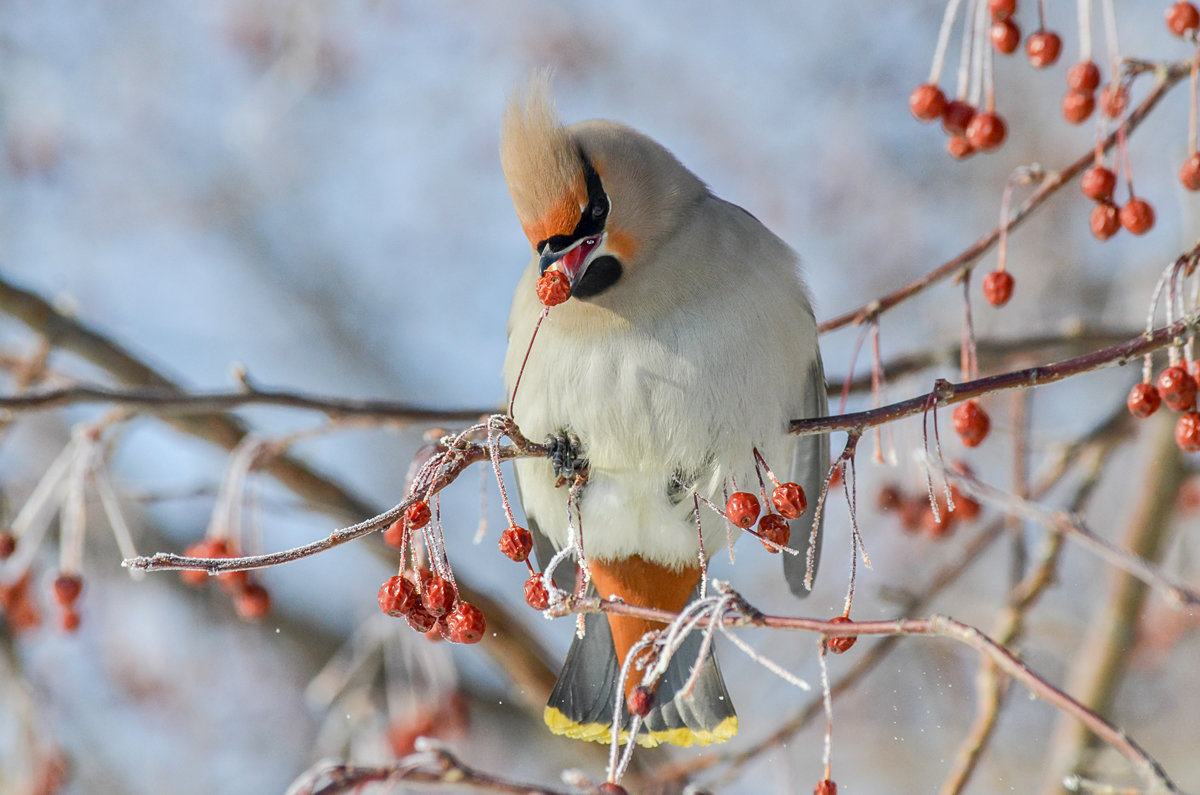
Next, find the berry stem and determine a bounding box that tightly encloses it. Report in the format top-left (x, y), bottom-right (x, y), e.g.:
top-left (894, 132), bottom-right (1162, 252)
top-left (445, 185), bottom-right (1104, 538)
top-left (818, 638), bottom-right (835, 781)
top-left (693, 494), bottom-right (708, 599)
top-left (1077, 0), bottom-right (1093, 63)
top-left (932, 0), bottom-right (966, 84)
top-left (1101, 0), bottom-right (1120, 77)
top-left (507, 306), bottom-right (550, 420)
top-left (869, 320), bottom-right (895, 465)
top-left (956, 0), bottom-right (976, 98)
top-left (1189, 50), bottom-right (1199, 153)
top-left (1117, 120), bottom-right (1134, 200)
top-left (968, 0), bottom-right (989, 108)
top-left (1036, 0), bottom-right (1047, 30)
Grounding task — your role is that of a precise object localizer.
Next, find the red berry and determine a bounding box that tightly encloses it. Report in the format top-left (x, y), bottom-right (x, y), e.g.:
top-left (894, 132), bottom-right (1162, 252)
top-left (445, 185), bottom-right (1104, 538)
top-left (1089, 201), bottom-right (1121, 240)
top-left (1067, 61), bottom-right (1102, 92)
top-left (815, 780), bottom-right (838, 795)
top-left (953, 400), bottom-right (991, 447)
top-left (825, 616), bottom-right (857, 654)
top-left (60, 609), bottom-right (81, 633)
top-left (445, 601), bottom-right (486, 643)
top-left (1026, 31), bottom-right (1062, 68)
top-left (947, 135), bottom-right (976, 160)
top-left (1080, 166), bottom-right (1116, 202)
top-left (0, 531), bottom-right (16, 560)
top-left (379, 574), bottom-right (418, 617)
top-left (1177, 412), bottom-right (1200, 452)
top-left (405, 605), bottom-right (438, 633)
top-left (1099, 84), bottom-right (1127, 119)
top-left (941, 100), bottom-right (976, 136)
top-left (536, 271), bottom-right (571, 307)
top-left (1119, 198), bottom-right (1155, 235)
top-left (757, 513), bottom-right (791, 552)
top-left (924, 500), bottom-right (957, 538)
top-left (949, 484), bottom-right (982, 521)
top-left (771, 482), bottom-right (807, 519)
top-left (966, 112), bottom-right (1006, 152)
top-left (235, 582), bottom-right (271, 621)
top-left (1062, 90), bottom-right (1095, 124)
top-left (982, 270), bottom-right (1014, 307)
top-left (421, 576), bottom-right (457, 617)
top-left (1157, 366), bottom-right (1197, 411)
top-left (599, 785), bottom-right (630, 795)
top-left (626, 685), bottom-right (654, 717)
top-left (179, 540), bottom-right (222, 586)
top-left (498, 525), bottom-right (533, 562)
top-left (405, 501), bottom-right (431, 530)
top-left (52, 574), bottom-right (83, 608)
top-left (989, 0), bottom-right (1016, 21)
top-left (1166, 2), bottom-right (1200, 36)
top-left (877, 483), bottom-right (902, 511)
top-left (524, 574), bottom-right (550, 610)
top-left (725, 492), bottom-right (761, 529)
top-left (1180, 153), bottom-right (1200, 191)
top-left (1127, 383), bottom-right (1162, 418)
top-left (383, 519), bottom-right (405, 548)
top-left (909, 83), bottom-right (947, 121)
top-left (991, 19), bottom-right (1021, 54)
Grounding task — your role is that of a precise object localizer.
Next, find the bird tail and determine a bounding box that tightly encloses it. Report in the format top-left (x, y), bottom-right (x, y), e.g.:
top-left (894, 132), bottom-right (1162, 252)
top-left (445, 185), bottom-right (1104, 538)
top-left (543, 610), bottom-right (738, 748)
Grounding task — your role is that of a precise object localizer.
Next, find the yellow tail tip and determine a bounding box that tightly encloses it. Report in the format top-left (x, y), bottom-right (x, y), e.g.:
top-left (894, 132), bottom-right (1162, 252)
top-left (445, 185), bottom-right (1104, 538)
top-left (543, 706), bottom-right (737, 748)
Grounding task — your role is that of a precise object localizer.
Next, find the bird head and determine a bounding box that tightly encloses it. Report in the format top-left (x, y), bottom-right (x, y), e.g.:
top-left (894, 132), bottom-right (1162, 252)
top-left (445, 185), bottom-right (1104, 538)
top-left (499, 75), bottom-right (706, 301)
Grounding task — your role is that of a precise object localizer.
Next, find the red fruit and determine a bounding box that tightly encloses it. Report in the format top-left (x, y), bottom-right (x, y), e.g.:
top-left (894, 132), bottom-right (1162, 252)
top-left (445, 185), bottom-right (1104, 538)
top-left (599, 785), bottom-right (630, 795)
top-left (1067, 61), bottom-right (1101, 92)
top-left (953, 400), bottom-right (991, 447)
top-left (989, 0), bottom-right (1016, 21)
top-left (825, 616), bottom-right (857, 654)
top-left (216, 567), bottom-right (249, 595)
top-left (1166, 2), bottom-right (1200, 36)
top-left (1176, 412), bottom-right (1200, 452)
top-left (422, 576), bottom-right (457, 617)
top-left (815, 780), bottom-right (838, 795)
top-left (383, 519), bottom-right (405, 548)
top-left (949, 484), bottom-right (981, 521)
top-left (180, 540), bottom-right (221, 586)
top-left (405, 501), bottom-right (431, 530)
top-left (1062, 90), bottom-right (1095, 124)
top-left (941, 100), bottom-right (976, 136)
top-left (627, 685), bottom-right (654, 717)
top-left (924, 501), bottom-right (957, 538)
top-left (1080, 166), bottom-right (1116, 202)
top-left (405, 605), bottom-right (437, 633)
top-left (909, 83), bottom-right (946, 121)
top-left (982, 270), bottom-right (1014, 307)
top-left (498, 525), bottom-right (533, 562)
top-left (524, 574), bottom-right (550, 610)
top-left (828, 466), bottom-right (843, 487)
top-left (947, 135), bottom-right (976, 160)
top-left (991, 19), bottom-right (1021, 54)
top-left (52, 574), bottom-right (82, 608)
top-left (1180, 153), bottom-right (1200, 191)
top-left (898, 496), bottom-right (926, 533)
top-left (536, 271), bottom-right (571, 307)
top-left (725, 492), bottom-right (761, 529)
top-left (1089, 201), bottom-right (1121, 240)
top-left (757, 514), bottom-right (791, 552)
top-left (877, 483), bottom-right (902, 511)
top-left (1157, 366), bottom-right (1197, 411)
top-left (445, 601), bottom-right (486, 644)
top-left (771, 482), bottom-right (807, 519)
top-left (60, 609), bottom-right (81, 633)
top-left (1119, 198), bottom-right (1155, 235)
top-left (0, 531), bottom-right (16, 560)
top-left (235, 582), bottom-right (271, 621)
top-left (966, 112), bottom-right (1007, 152)
top-left (1127, 383), bottom-right (1162, 418)
top-left (1099, 84), bottom-right (1127, 119)
top-left (1026, 30), bottom-right (1062, 68)
top-left (379, 574), bottom-right (418, 617)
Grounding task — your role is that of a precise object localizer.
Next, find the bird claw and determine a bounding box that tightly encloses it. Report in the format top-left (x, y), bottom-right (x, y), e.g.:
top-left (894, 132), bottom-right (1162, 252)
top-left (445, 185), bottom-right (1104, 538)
top-left (546, 431), bottom-right (588, 487)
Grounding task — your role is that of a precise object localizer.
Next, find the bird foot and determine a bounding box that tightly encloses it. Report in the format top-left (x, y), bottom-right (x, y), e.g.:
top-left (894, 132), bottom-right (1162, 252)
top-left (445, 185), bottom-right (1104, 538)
top-left (546, 431), bottom-right (588, 487)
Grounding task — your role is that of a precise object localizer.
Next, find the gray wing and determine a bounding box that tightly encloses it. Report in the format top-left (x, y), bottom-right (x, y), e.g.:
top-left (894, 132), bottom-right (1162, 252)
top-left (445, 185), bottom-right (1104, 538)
top-left (782, 353), bottom-right (830, 597)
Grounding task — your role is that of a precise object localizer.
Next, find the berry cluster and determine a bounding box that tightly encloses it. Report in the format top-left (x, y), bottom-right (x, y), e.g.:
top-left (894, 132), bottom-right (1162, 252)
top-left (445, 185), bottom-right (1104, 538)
top-left (877, 475), bottom-right (983, 539)
top-left (179, 538), bottom-right (272, 621)
top-left (1167, 3), bottom-right (1200, 189)
top-left (1128, 364), bottom-right (1200, 452)
top-left (723, 480), bottom-right (809, 553)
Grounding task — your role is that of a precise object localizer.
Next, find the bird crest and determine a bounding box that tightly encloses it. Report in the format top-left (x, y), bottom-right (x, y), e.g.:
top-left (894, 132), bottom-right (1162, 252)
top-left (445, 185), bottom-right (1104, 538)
top-left (499, 74), bottom-right (588, 249)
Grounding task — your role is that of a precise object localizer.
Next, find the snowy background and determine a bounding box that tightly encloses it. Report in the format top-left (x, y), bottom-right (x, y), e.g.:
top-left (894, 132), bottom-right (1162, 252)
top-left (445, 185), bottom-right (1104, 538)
top-left (1, 1), bottom-right (1198, 793)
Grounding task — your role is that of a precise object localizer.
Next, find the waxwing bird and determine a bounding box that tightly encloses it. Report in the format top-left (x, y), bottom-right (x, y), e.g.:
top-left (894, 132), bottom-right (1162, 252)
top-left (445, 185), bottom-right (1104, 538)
top-left (500, 78), bottom-right (829, 748)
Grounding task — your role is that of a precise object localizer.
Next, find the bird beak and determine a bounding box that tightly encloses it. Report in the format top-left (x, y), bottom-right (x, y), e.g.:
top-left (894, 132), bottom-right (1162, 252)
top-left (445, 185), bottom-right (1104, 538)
top-left (539, 234), bottom-right (603, 290)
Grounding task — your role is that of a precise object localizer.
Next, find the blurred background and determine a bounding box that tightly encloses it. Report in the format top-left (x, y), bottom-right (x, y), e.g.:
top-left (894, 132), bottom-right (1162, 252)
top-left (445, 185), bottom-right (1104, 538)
top-left (1, 1), bottom-right (1198, 793)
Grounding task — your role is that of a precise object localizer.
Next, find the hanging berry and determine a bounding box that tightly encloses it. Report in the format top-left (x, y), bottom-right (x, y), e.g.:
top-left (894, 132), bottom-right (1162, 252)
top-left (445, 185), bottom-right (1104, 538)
top-left (626, 685), bottom-right (654, 717)
top-left (235, 582), bottom-right (271, 621)
top-left (991, 19), bottom-right (1021, 54)
top-left (982, 270), bottom-right (1015, 307)
top-left (1180, 153), bottom-right (1200, 191)
top-left (1067, 62), bottom-right (1101, 93)
top-left (536, 271), bottom-right (571, 307)
top-left (1089, 201), bottom-right (1121, 240)
top-left (1026, 31), bottom-right (1062, 68)
top-left (1157, 366), bottom-right (1197, 411)
top-left (953, 400), bottom-right (991, 447)
top-left (379, 574), bottom-right (418, 617)
top-left (52, 574), bottom-right (83, 609)
top-left (771, 482), bottom-right (808, 519)
top-left (1099, 84), bottom-right (1127, 119)
top-left (1062, 92), bottom-right (1095, 124)
top-left (1080, 166), bottom-right (1116, 202)
top-left (1166, 2), bottom-right (1200, 36)
top-left (405, 605), bottom-right (438, 633)
top-left (814, 780), bottom-right (838, 795)
top-left (909, 84), bottom-right (947, 121)
top-left (445, 602), bottom-right (486, 644)
top-left (942, 100), bottom-right (977, 136)
top-left (757, 514), bottom-right (791, 552)
top-left (989, 0), bottom-right (1017, 21)
top-left (498, 525), bottom-right (534, 562)
top-left (948, 136), bottom-right (976, 160)
top-left (1119, 198), bottom-right (1155, 235)
top-left (421, 576), bottom-right (458, 617)
top-left (966, 112), bottom-right (1007, 152)
top-left (725, 492), bottom-right (761, 529)
top-left (405, 500), bottom-right (432, 530)
top-left (524, 574), bottom-right (549, 610)
top-left (825, 616), bottom-right (857, 654)
top-left (1127, 383), bottom-right (1163, 418)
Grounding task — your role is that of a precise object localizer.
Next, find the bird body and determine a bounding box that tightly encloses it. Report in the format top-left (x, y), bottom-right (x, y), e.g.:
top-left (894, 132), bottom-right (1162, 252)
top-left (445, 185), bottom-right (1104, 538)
top-left (500, 81), bottom-right (828, 747)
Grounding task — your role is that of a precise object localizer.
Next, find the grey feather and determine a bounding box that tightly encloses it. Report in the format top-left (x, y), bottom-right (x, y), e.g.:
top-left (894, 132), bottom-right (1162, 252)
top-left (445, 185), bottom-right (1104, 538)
top-left (783, 354), bottom-right (830, 597)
